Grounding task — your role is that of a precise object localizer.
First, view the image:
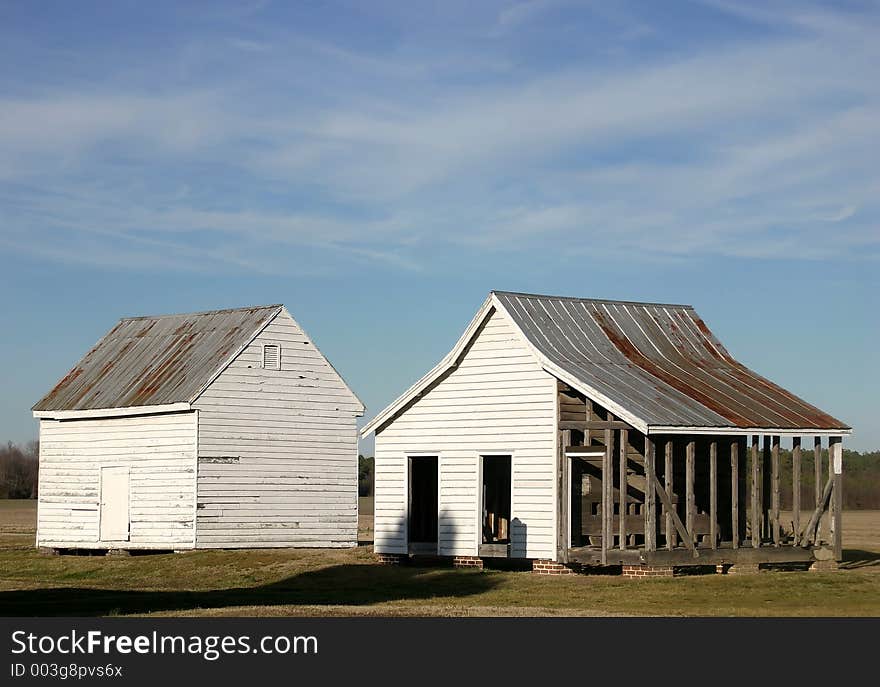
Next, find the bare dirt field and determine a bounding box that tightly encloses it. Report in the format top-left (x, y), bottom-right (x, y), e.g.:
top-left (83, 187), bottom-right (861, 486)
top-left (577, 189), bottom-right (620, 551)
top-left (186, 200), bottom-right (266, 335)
top-left (1, 499), bottom-right (878, 617)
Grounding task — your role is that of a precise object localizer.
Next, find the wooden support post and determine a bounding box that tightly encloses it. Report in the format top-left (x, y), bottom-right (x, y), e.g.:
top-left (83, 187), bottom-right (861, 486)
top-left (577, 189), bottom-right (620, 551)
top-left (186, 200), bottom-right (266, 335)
top-left (644, 437), bottom-right (656, 552)
top-left (619, 429), bottom-right (627, 551)
top-left (686, 439), bottom-right (696, 546)
top-left (792, 437), bottom-right (801, 544)
top-left (751, 435), bottom-right (760, 549)
top-left (830, 436), bottom-right (843, 562)
top-left (771, 435), bottom-right (780, 547)
top-left (710, 440), bottom-right (718, 549)
top-left (762, 435), bottom-right (772, 541)
top-left (558, 429), bottom-right (571, 563)
top-left (602, 428), bottom-right (614, 564)
top-left (731, 439), bottom-right (739, 549)
top-left (800, 478), bottom-right (833, 547)
top-left (665, 439), bottom-right (675, 550)
top-left (814, 436), bottom-right (822, 541)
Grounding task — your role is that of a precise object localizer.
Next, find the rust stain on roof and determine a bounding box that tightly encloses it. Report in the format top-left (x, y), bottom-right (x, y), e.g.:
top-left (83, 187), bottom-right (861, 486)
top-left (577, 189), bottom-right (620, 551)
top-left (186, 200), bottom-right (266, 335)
top-left (33, 305), bottom-right (282, 412)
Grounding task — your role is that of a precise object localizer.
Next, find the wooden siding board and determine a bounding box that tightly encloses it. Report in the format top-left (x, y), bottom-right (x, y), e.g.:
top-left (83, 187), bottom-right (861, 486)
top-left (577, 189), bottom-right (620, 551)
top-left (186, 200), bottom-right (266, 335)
top-left (37, 412), bottom-right (196, 549)
top-left (192, 309), bottom-right (359, 549)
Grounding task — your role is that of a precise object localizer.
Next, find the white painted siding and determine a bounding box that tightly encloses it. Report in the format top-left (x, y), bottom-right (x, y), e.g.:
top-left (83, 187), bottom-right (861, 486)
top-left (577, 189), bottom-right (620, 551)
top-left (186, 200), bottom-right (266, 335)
top-left (373, 307), bottom-right (557, 559)
top-left (37, 411), bottom-right (197, 549)
top-left (193, 308), bottom-right (362, 548)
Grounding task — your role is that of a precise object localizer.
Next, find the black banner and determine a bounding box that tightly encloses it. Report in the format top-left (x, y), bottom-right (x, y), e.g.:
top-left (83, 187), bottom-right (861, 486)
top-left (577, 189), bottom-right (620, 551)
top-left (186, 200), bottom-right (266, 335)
top-left (2, 617), bottom-right (876, 684)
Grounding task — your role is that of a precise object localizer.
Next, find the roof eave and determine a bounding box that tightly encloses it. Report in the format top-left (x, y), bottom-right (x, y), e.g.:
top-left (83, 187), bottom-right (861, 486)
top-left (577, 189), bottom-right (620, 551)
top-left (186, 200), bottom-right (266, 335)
top-left (34, 402), bottom-right (193, 421)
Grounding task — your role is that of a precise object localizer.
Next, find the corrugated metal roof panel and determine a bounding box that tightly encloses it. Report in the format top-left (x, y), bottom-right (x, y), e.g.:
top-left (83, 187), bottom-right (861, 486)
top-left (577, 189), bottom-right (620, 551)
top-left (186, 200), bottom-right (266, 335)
top-left (494, 291), bottom-right (848, 431)
top-left (33, 305), bottom-right (281, 412)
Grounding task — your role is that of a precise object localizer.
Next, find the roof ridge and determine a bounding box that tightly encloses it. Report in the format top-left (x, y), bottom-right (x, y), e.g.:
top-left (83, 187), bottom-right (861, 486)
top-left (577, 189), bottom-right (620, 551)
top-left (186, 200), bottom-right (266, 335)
top-left (492, 290), bottom-right (694, 310)
top-left (119, 304), bottom-right (283, 321)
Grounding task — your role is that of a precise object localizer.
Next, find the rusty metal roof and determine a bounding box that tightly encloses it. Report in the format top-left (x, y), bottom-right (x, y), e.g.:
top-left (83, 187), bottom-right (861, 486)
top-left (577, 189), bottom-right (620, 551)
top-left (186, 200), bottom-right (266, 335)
top-left (33, 305), bottom-right (282, 412)
top-left (494, 291), bottom-right (849, 431)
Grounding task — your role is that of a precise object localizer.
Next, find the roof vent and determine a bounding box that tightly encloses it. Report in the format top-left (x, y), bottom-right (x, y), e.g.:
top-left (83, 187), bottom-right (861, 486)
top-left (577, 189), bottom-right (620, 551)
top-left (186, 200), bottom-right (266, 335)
top-left (262, 344), bottom-right (280, 370)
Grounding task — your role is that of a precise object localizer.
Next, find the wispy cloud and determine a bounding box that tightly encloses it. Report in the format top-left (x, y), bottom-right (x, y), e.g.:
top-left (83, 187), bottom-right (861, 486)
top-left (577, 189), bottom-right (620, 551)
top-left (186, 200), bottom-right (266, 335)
top-left (0, 0), bottom-right (877, 273)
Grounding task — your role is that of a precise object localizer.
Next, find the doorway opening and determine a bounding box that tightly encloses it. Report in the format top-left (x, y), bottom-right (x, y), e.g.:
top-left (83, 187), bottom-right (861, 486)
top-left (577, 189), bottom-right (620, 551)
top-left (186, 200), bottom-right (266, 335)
top-left (408, 456), bottom-right (438, 553)
top-left (481, 455), bottom-right (511, 556)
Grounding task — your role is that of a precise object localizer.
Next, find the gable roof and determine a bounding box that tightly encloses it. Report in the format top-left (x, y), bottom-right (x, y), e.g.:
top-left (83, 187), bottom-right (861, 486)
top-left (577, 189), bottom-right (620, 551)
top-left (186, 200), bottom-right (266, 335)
top-left (33, 305), bottom-right (282, 413)
top-left (361, 291), bottom-right (849, 437)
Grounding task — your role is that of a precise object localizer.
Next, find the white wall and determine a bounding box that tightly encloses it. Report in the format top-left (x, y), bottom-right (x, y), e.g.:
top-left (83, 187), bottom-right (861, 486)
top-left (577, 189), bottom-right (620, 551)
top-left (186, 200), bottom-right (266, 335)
top-left (37, 411), bottom-right (197, 549)
top-left (373, 307), bottom-right (557, 559)
top-left (193, 308), bottom-right (362, 548)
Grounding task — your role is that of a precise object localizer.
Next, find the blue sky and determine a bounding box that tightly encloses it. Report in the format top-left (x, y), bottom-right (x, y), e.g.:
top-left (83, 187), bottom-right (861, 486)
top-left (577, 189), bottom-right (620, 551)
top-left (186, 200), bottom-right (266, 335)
top-left (0, 0), bottom-right (877, 450)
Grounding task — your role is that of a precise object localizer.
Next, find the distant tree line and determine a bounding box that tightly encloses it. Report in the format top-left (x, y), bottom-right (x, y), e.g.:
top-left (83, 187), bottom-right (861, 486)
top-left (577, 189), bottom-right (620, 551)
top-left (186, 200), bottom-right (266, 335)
top-left (1, 442), bottom-right (877, 507)
top-left (0, 441), bottom-right (39, 499)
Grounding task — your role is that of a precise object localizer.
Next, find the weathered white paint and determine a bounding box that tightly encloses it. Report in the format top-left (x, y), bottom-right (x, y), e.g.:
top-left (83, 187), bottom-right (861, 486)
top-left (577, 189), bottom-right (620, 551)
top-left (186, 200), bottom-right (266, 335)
top-left (192, 308), bottom-right (363, 548)
top-left (33, 403), bottom-right (192, 420)
top-left (37, 411), bottom-right (197, 549)
top-left (373, 306), bottom-right (557, 559)
top-left (99, 466), bottom-right (130, 541)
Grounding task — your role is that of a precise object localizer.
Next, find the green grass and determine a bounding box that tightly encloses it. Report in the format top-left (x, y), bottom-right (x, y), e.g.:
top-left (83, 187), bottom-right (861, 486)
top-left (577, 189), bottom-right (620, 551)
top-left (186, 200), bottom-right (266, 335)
top-left (2, 500), bottom-right (879, 617)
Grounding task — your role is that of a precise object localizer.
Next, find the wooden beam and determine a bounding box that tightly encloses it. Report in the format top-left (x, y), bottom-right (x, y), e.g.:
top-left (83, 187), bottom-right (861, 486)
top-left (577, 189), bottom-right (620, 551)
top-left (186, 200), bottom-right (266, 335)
top-left (558, 429), bottom-right (571, 563)
top-left (830, 436), bottom-right (843, 561)
top-left (762, 435), bottom-right (772, 542)
top-left (665, 439), bottom-right (675, 551)
top-left (792, 437), bottom-right (801, 544)
top-left (644, 437), bottom-right (656, 552)
top-left (751, 435), bottom-right (760, 549)
top-left (619, 429), bottom-right (628, 551)
top-left (731, 439), bottom-right (739, 549)
top-left (772, 435), bottom-right (780, 547)
top-left (602, 428), bottom-right (614, 565)
top-left (558, 420), bottom-right (631, 431)
top-left (814, 436), bottom-right (822, 509)
top-left (799, 477), bottom-right (833, 547)
top-left (686, 439), bottom-right (696, 546)
top-left (649, 471), bottom-right (696, 555)
top-left (710, 440), bottom-right (718, 549)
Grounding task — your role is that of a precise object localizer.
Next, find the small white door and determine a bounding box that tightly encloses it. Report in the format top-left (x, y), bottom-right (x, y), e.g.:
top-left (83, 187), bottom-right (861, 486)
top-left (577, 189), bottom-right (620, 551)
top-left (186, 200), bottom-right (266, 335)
top-left (100, 467), bottom-right (130, 541)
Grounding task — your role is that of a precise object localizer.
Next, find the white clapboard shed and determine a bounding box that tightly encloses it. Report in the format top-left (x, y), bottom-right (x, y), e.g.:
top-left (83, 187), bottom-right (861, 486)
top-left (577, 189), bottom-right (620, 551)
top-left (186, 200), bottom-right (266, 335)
top-left (32, 304), bottom-right (364, 551)
top-left (362, 291), bottom-right (850, 574)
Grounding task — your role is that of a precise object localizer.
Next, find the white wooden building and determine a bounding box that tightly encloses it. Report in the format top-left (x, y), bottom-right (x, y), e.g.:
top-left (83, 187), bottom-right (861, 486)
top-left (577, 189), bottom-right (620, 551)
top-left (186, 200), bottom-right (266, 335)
top-left (361, 291), bottom-right (850, 574)
top-left (32, 304), bottom-right (364, 551)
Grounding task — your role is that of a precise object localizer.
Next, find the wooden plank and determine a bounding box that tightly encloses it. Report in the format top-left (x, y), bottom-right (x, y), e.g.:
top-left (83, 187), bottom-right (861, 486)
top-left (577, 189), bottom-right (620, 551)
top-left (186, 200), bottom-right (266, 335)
top-left (731, 439), bottom-right (739, 549)
top-left (709, 440), bottom-right (718, 549)
top-left (665, 439), bottom-right (675, 550)
top-left (643, 436), bottom-right (656, 552)
top-left (814, 437), bottom-right (822, 507)
top-left (792, 437), bottom-right (801, 543)
top-left (619, 429), bottom-right (628, 551)
top-left (649, 471), bottom-right (696, 555)
top-left (686, 439), bottom-right (696, 546)
top-left (762, 435), bottom-right (772, 541)
top-left (601, 428), bottom-right (614, 564)
top-left (772, 435), bottom-right (780, 547)
top-left (830, 436), bottom-right (843, 561)
top-left (643, 544), bottom-right (813, 567)
top-left (558, 420), bottom-right (631, 431)
top-left (751, 435), bottom-right (760, 549)
top-left (558, 429), bottom-right (571, 563)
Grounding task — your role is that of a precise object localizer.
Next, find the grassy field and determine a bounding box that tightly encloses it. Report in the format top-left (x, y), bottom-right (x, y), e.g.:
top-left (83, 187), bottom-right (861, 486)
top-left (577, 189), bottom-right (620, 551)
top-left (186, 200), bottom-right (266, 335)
top-left (1, 498), bottom-right (879, 617)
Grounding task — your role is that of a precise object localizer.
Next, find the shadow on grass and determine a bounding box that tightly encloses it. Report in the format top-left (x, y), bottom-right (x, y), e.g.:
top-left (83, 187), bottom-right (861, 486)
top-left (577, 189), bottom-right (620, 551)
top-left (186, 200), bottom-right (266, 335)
top-left (0, 563), bottom-right (500, 617)
top-left (840, 549), bottom-right (880, 569)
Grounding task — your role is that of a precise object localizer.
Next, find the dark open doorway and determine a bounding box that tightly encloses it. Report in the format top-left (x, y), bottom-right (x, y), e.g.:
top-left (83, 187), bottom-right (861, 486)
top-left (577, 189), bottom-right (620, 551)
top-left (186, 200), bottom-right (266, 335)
top-left (482, 455), bottom-right (511, 550)
top-left (408, 456), bottom-right (438, 552)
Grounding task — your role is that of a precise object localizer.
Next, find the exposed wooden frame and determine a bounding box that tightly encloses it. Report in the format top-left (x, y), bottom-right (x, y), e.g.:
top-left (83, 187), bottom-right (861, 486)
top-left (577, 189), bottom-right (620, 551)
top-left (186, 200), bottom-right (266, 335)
top-left (686, 439), bottom-right (696, 545)
top-left (771, 435), bottom-right (780, 547)
top-left (644, 437), bottom-right (656, 552)
top-left (709, 440), bottom-right (718, 549)
top-left (559, 420), bottom-right (631, 431)
top-left (665, 439), bottom-right (675, 550)
top-left (830, 436), bottom-right (843, 561)
top-left (762, 435), bottom-right (772, 542)
top-left (601, 428), bottom-right (614, 565)
top-left (649, 472), bottom-right (696, 556)
top-left (619, 429), bottom-right (628, 551)
top-left (730, 439), bottom-right (739, 549)
top-left (799, 477), bottom-right (833, 547)
top-left (751, 435), bottom-right (760, 549)
top-left (792, 437), bottom-right (801, 543)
